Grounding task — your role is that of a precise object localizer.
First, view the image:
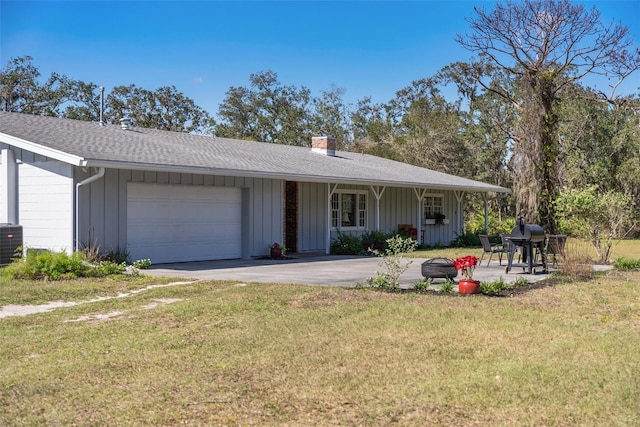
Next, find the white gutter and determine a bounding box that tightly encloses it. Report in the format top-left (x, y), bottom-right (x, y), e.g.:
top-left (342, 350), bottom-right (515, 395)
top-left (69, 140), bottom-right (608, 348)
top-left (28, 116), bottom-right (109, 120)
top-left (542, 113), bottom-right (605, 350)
top-left (74, 167), bottom-right (105, 251)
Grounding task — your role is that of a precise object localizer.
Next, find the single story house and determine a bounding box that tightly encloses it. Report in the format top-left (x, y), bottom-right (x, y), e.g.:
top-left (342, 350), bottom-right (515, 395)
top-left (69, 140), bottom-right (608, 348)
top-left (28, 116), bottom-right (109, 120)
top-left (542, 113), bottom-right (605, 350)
top-left (0, 111), bottom-right (509, 263)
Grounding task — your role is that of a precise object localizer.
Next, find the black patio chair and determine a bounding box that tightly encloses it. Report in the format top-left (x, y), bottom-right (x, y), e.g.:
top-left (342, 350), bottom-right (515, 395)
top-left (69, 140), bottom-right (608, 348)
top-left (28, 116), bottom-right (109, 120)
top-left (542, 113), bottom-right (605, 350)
top-left (479, 234), bottom-right (508, 266)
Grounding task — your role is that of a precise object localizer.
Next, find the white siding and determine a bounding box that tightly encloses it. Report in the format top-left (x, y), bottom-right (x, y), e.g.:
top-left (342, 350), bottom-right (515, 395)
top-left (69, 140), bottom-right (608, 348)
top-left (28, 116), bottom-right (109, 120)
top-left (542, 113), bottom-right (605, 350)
top-left (78, 169), bottom-right (283, 259)
top-left (299, 182), bottom-right (327, 252)
top-left (18, 161), bottom-right (74, 252)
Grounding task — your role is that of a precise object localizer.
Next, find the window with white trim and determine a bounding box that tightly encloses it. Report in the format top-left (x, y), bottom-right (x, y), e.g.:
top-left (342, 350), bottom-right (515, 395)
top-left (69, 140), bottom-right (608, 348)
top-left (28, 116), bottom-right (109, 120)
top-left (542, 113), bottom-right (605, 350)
top-left (331, 191), bottom-right (367, 229)
top-left (423, 194), bottom-right (444, 219)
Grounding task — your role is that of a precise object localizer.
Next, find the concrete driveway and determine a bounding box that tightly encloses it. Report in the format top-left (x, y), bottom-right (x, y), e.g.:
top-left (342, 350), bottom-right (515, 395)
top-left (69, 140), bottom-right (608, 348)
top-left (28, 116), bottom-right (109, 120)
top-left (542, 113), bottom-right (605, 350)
top-left (144, 254), bottom-right (551, 287)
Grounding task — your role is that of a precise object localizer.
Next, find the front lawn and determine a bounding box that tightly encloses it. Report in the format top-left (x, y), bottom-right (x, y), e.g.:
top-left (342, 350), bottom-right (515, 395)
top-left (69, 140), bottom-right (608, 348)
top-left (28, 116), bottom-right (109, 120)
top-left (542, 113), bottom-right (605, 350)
top-left (1, 268), bottom-right (639, 425)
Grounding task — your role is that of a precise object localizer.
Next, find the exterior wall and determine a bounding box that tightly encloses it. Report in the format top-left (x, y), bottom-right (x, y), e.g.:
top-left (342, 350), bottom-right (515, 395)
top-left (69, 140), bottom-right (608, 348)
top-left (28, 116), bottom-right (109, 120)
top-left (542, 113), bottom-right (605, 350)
top-left (18, 160), bottom-right (74, 252)
top-left (298, 182), bottom-right (328, 252)
top-left (1, 139), bottom-right (464, 259)
top-left (298, 184), bottom-right (460, 250)
top-left (419, 191), bottom-right (459, 246)
top-left (77, 168), bottom-right (283, 259)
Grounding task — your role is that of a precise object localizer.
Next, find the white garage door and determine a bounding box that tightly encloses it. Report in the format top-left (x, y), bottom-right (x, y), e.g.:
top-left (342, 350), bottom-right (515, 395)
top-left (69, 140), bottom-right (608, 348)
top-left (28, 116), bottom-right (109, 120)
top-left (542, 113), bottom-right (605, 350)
top-left (127, 183), bottom-right (242, 263)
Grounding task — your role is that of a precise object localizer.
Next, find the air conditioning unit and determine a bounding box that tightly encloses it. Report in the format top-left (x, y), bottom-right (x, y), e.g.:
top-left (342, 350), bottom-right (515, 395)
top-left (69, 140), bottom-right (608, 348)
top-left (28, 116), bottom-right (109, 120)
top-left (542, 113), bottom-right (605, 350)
top-left (0, 224), bottom-right (23, 265)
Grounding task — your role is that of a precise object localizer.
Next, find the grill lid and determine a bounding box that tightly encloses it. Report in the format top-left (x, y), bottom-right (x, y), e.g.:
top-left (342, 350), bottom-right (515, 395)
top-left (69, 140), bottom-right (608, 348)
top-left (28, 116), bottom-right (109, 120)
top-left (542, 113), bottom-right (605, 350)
top-left (510, 217), bottom-right (545, 243)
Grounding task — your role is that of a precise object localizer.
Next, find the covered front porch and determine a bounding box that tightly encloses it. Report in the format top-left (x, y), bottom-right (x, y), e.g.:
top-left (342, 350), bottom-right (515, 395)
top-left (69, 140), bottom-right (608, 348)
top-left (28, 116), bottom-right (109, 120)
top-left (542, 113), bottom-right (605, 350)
top-left (287, 180), bottom-right (507, 254)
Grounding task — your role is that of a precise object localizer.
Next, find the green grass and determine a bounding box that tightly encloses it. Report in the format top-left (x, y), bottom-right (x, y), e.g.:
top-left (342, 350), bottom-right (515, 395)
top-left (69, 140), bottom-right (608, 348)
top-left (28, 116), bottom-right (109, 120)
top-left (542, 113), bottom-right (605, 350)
top-left (413, 238), bottom-right (640, 262)
top-left (2, 269), bottom-right (640, 425)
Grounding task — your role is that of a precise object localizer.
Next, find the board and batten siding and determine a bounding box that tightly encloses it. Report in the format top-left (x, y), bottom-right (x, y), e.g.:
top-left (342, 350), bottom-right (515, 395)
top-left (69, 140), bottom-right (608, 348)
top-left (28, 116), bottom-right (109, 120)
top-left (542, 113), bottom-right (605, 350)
top-left (298, 182), bottom-right (328, 252)
top-left (304, 184), bottom-right (460, 247)
top-left (18, 160), bottom-right (74, 252)
top-left (77, 168), bottom-right (283, 259)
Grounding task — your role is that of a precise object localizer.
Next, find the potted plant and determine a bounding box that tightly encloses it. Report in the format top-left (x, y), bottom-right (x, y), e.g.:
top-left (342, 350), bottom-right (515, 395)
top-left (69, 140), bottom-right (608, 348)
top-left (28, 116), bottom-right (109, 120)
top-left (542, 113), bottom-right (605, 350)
top-left (425, 212), bottom-right (447, 225)
top-left (269, 242), bottom-right (286, 259)
top-left (452, 255), bottom-right (480, 294)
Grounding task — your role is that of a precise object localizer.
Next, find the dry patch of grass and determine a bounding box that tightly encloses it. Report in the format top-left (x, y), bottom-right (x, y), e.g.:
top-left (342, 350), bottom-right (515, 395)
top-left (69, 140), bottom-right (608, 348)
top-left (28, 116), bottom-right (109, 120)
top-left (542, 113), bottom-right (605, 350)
top-left (1, 274), bottom-right (640, 425)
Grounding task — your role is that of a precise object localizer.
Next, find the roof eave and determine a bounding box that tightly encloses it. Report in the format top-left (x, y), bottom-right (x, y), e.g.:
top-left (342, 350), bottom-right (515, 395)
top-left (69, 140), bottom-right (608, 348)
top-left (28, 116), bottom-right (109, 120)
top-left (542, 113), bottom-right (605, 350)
top-left (83, 159), bottom-right (510, 194)
top-left (0, 132), bottom-right (86, 166)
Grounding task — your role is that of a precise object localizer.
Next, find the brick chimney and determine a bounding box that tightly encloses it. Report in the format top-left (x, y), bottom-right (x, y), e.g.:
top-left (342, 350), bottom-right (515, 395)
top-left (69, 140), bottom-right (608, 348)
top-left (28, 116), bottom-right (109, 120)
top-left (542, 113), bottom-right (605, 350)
top-left (311, 136), bottom-right (336, 156)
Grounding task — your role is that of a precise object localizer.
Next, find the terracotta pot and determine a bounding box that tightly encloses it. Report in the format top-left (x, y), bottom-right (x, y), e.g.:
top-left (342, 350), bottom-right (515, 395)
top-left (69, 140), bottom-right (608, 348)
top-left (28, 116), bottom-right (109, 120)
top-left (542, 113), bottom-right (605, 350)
top-left (458, 279), bottom-right (481, 294)
top-left (270, 248), bottom-right (282, 259)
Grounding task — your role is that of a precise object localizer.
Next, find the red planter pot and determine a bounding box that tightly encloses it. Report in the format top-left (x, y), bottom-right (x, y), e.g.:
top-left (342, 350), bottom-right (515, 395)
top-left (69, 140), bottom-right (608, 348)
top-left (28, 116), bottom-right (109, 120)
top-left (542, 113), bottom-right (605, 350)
top-left (270, 248), bottom-right (282, 259)
top-left (458, 279), bottom-right (481, 294)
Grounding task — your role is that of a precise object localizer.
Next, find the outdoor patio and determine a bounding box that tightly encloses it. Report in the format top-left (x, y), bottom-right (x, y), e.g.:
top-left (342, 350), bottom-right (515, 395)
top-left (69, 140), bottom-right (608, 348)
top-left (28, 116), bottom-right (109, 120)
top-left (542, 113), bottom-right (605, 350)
top-left (144, 254), bottom-right (552, 288)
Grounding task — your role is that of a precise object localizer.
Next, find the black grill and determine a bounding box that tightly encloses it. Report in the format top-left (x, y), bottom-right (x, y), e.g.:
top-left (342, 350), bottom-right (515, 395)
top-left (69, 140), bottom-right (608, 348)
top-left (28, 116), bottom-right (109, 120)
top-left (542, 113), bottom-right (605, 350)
top-left (505, 218), bottom-right (547, 274)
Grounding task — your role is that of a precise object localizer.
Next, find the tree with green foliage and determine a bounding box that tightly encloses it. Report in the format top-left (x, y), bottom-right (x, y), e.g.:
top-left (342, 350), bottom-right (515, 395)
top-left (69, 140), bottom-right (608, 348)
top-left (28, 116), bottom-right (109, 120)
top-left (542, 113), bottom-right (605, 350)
top-left (0, 56), bottom-right (213, 134)
top-left (215, 70), bottom-right (313, 145)
top-left (105, 84), bottom-right (212, 134)
top-left (0, 56), bottom-right (67, 116)
top-left (385, 78), bottom-right (471, 176)
top-left (310, 85), bottom-right (353, 150)
top-left (556, 186), bottom-right (634, 263)
top-left (458, 0), bottom-right (640, 233)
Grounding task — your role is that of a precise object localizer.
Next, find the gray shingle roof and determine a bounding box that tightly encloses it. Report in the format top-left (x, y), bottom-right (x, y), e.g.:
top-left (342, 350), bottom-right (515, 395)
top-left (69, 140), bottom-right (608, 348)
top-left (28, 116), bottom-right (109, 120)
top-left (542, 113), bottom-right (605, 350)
top-left (0, 111), bottom-right (508, 193)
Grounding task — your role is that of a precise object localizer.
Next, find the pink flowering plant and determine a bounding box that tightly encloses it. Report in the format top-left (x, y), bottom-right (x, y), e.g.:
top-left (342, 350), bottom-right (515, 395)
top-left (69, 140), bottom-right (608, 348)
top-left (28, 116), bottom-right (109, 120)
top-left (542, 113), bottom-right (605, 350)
top-left (452, 255), bottom-right (480, 280)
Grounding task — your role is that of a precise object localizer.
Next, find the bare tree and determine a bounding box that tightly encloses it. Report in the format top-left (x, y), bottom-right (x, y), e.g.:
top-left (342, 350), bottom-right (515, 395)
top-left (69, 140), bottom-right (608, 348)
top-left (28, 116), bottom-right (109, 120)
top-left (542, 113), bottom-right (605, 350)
top-left (457, 0), bottom-right (640, 232)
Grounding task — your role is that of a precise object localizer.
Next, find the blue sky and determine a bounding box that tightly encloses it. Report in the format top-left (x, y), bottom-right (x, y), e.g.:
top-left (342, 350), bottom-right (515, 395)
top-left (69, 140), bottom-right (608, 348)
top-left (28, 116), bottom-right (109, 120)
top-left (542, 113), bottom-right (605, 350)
top-left (2, 1), bottom-right (639, 117)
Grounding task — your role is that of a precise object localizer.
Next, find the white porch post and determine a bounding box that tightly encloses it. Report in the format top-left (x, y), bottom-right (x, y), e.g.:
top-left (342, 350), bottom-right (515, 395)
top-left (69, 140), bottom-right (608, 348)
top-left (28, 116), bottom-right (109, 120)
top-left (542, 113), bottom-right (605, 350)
top-left (369, 185), bottom-right (386, 230)
top-left (413, 188), bottom-right (427, 244)
top-left (483, 192), bottom-right (489, 233)
top-left (0, 149), bottom-right (17, 224)
top-left (326, 183), bottom-right (338, 254)
top-left (454, 191), bottom-right (465, 237)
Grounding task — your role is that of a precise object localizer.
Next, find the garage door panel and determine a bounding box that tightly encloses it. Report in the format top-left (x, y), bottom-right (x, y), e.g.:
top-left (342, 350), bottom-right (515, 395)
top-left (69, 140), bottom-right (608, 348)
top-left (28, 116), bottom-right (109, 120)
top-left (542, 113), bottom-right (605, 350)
top-left (127, 184), bottom-right (242, 263)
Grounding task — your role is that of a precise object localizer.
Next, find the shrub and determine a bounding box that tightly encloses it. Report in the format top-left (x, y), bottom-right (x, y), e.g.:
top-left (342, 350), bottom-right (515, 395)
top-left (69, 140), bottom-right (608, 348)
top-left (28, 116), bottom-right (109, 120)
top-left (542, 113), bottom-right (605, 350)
top-left (439, 279), bottom-right (455, 293)
top-left (413, 278), bottom-right (432, 291)
top-left (330, 232), bottom-right (363, 255)
top-left (367, 235), bottom-right (418, 290)
top-left (466, 212), bottom-right (515, 236)
top-left (555, 244), bottom-right (594, 280)
top-left (480, 277), bottom-right (510, 295)
top-left (3, 249), bottom-right (91, 280)
top-left (449, 231), bottom-right (481, 247)
top-left (614, 257), bottom-right (640, 270)
top-left (96, 261), bottom-right (127, 276)
top-left (384, 234), bottom-right (418, 255)
top-left (105, 247), bottom-right (131, 264)
top-left (2, 249), bottom-right (136, 280)
top-left (133, 259), bottom-right (152, 269)
top-left (361, 230), bottom-right (390, 250)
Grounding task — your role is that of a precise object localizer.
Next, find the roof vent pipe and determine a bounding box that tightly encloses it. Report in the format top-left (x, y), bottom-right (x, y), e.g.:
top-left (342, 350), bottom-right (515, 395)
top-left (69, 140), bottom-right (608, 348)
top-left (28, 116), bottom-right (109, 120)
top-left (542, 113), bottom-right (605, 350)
top-left (99, 86), bottom-right (105, 126)
top-left (120, 118), bottom-right (131, 130)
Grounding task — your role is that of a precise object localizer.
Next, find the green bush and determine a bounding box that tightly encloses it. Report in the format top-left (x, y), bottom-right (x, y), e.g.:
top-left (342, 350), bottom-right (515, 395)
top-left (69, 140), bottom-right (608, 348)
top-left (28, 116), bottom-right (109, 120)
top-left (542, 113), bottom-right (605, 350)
top-left (96, 261), bottom-right (128, 275)
top-left (449, 231), bottom-right (481, 247)
top-left (3, 250), bottom-right (91, 280)
top-left (614, 257), bottom-right (640, 270)
top-left (105, 247), bottom-right (131, 264)
top-left (361, 230), bottom-right (390, 249)
top-left (330, 232), bottom-right (363, 255)
top-left (480, 278), bottom-right (510, 295)
top-left (133, 259), bottom-right (152, 269)
top-left (439, 279), bottom-right (455, 293)
top-left (466, 212), bottom-right (515, 236)
top-left (413, 278), bottom-right (432, 291)
top-left (2, 249), bottom-right (135, 280)
top-left (384, 234), bottom-right (417, 255)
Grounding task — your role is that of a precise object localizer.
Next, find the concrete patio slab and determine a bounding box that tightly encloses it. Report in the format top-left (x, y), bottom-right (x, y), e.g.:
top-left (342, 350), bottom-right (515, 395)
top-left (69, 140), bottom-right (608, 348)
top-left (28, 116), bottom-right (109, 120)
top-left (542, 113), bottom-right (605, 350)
top-left (144, 255), bottom-right (552, 287)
